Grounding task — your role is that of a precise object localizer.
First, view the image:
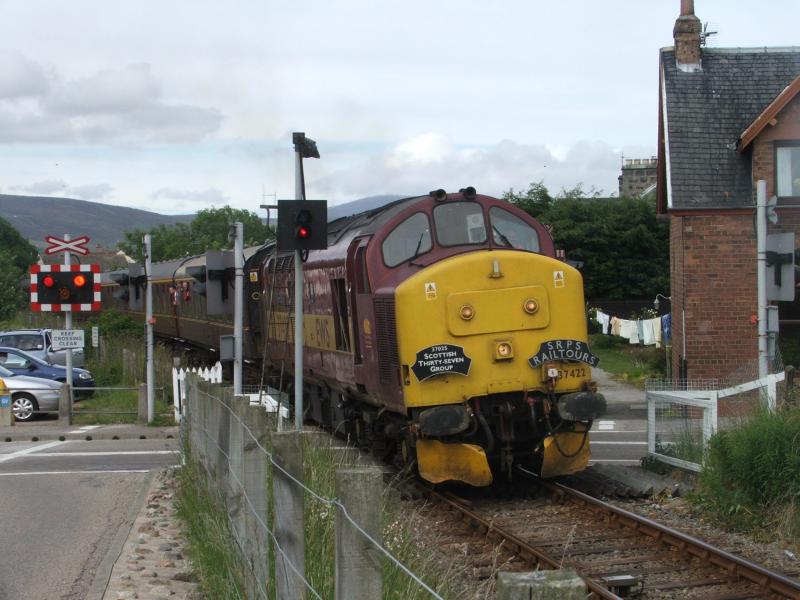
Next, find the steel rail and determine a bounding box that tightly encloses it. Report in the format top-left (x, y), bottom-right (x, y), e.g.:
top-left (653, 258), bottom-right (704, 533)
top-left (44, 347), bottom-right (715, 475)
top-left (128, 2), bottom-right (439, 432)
top-left (532, 474), bottom-right (800, 600)
top-left (429, 489), bottom-right (623, 600)
top-left (429, 476), bottom-right (800, 599)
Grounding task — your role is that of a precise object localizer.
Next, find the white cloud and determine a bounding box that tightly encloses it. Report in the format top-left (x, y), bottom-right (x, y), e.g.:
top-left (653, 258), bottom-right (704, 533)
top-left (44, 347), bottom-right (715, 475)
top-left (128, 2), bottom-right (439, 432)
top-left (313, 134), bottom-right (623, 204)
top-left (47, 64), bottom-right (161, 115)
top-left (10, 179), bottom-right (113, 200)
top-left (0, 51), bottom-right (50, 99)
top-left (68, 183), bottom-right (113, 200)
top-left (0, 58), bottom-right (222, 143)
top-left (152, 187), bottom-right (229, 205)
top-left (12, 179), bottom-right (67, 194)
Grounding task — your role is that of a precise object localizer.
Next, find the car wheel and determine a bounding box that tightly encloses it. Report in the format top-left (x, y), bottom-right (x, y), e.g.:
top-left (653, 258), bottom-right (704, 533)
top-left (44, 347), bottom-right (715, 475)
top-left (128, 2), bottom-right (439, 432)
top-left (12, 393), bottom-right (38, 422)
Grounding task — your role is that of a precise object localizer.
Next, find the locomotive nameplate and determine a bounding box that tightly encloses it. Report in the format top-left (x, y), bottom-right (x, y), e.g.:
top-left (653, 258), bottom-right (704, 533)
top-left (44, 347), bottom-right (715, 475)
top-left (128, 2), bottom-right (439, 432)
top-left (412, 344), bottom-right (472, 382)
top-left (528, 339), bottom-right (599, 368)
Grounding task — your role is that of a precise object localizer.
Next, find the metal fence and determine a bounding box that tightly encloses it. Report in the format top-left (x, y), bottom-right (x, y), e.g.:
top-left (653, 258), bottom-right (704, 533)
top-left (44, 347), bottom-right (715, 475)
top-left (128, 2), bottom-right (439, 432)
top-left (646, 371), bottom-right (787, 472)
top-left (182, 375), bottom-right (443, 600)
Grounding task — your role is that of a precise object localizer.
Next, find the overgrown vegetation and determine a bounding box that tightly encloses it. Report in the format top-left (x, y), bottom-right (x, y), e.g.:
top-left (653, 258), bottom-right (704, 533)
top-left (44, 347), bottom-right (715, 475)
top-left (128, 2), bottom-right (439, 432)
top-left (178, 425), bottom-right (462, 599)
top-left (504, 181), bottom-right (669, 300)
top-left (692, 403), bottom-right (800, 546)
top-left (176, 447), bottom-right (246, 599)
top-left (0, 219), bottom-right (40, 322)
top-left (119, 205), bottom-right (274, 262)
top-left (589, 333), bottom-right (666, 386)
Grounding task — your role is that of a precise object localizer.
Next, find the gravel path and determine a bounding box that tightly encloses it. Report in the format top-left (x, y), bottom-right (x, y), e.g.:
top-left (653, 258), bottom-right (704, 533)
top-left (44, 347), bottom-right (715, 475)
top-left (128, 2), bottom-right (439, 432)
top-left (102, 468), bottom-right (202, 600)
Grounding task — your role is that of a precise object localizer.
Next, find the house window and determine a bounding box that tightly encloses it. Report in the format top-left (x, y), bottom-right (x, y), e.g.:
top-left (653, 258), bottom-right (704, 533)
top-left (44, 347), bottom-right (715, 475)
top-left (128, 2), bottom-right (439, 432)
top-left (776, 143), bottom-right (800, 198)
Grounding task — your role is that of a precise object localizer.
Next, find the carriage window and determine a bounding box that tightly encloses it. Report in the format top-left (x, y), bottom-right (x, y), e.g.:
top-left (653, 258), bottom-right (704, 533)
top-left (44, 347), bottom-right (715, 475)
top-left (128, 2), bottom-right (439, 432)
top-left (433, 202), bottom-right (486, 246)
top-left (382, 212), bottom-right (432, 267)
top-left (489, 207), bottom-right (540, 252)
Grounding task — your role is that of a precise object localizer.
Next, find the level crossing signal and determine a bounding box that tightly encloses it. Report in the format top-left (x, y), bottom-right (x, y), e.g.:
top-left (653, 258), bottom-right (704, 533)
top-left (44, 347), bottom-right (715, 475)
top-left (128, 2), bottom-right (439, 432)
top-left (276, 199), bottom-right (328, 251)
top-left (30, 264), bottom-right (101, 312)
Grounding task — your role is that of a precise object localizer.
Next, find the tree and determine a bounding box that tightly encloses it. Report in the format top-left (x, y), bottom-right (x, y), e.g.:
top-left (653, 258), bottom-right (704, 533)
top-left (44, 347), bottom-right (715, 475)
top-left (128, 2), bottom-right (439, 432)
top-left (0, 217), bottom-right (39, 321)
top-left (503, 182), bottom-right (669, 300)
top-left (502, 180), bottom-right (553, 219)
top-left (119, 206), bottom-right (274, 262)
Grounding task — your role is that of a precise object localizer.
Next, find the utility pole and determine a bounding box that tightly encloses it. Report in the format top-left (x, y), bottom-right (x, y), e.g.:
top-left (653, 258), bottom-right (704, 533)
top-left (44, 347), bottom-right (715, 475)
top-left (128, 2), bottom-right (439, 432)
top-left (233, 221), bottom-right (244, 396)
top-left (144, 233), bottom-right (155, 423)
top-left (63, 233), bottom-right (74, 422)
top-left (756, 180), bottom-right (769, 380)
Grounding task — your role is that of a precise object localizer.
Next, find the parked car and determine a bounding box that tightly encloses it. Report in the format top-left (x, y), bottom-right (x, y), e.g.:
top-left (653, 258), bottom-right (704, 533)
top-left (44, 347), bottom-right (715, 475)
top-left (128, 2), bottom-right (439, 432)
top-left (0, 365), bottom-right (64, 422)
top-left (0, 329), bottom-right (85, 367)
top-left (0, 347), bottom-right (94, 397)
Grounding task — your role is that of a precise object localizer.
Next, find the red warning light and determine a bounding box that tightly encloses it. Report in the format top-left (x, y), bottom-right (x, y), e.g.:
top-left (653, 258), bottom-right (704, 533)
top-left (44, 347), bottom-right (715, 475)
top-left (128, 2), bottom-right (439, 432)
top-left (43, 275), bottom-right (55, 287)
top-left (73, 274), bottom-right (87, 287)
top-left (297, 226), bottom-right (311, 239)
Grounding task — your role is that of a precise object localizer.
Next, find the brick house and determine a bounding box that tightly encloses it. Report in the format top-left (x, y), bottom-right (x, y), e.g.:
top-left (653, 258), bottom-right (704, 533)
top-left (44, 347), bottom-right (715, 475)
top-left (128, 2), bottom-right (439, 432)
top-left (656, 0), bottom-right (800, 382)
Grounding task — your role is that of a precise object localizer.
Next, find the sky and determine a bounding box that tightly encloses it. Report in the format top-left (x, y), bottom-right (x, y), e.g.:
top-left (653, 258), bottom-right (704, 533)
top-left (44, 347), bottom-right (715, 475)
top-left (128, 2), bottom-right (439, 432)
top-left (0, 1), bottom-right (798, 215)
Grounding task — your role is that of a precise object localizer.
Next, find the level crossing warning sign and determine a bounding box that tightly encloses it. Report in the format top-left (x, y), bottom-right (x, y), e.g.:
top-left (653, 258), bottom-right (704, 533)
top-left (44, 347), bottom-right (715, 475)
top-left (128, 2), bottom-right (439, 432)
top-left (44, 235), bottom-right (91, 256)
top-left (30, 264), bottom-right (101, 312)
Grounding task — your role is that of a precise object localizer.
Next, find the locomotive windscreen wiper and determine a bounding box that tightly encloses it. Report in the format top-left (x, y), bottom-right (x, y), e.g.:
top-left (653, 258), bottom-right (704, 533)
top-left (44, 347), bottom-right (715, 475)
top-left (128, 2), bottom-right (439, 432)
top-left (409, 231), bottom-right (427, 262)
top-left (492, 225), bottom-right (514, 248)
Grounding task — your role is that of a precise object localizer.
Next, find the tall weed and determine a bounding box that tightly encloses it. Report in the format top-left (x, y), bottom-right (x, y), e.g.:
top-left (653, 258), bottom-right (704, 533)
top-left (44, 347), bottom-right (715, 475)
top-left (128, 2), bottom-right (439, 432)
top-left (695, 405), bottom-right (800, 542)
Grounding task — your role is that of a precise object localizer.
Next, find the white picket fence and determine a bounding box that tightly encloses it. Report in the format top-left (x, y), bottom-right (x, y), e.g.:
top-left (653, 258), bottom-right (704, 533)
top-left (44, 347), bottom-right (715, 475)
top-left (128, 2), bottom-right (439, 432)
top-left (171, 363), bottom-right (290, 427)
top-left (172, 363), bottom-right (223, 423)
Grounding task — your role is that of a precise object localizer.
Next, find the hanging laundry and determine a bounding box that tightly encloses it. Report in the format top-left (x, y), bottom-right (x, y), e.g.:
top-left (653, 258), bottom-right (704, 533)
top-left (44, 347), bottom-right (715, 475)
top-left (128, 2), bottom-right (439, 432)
top-left (662, 314), bottom-right (672, 344)
top-left (594, 311), bottom-right (610, 334)
top-left (610, 317), bottom-right (621, 336)
top-left (629, 321), bottom-right (640, 344)
top-left (653, 317), bottom-right (662, 348)
top-left (643, 318), bottom-right (659, 346)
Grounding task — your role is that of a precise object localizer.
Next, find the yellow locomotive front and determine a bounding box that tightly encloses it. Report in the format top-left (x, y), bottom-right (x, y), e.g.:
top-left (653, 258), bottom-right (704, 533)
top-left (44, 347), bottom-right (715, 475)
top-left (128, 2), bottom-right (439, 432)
top-left (386, 193), bottom-right (605, 486)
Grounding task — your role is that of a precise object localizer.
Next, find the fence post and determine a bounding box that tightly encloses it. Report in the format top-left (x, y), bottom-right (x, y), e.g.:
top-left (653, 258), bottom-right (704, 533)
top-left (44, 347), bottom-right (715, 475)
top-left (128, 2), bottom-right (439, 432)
top-left (58, 382), bottom-right (71, 426)
top-left (272, 430), bottom-right (306, 600)
top-left (335, 468), bottom-right (383, 600)
top-left (496, 569), bottom-right (587, 599)
top-left (227, 394), bottom-right (246, 579)
top-left (137, 383), bottom-right (148, 423)
top-left (243, 403), bottom-right (271, 599)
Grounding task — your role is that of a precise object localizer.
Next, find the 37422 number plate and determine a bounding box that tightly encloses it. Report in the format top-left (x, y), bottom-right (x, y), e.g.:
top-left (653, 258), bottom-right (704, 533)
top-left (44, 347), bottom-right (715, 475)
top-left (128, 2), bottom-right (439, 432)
top-left (544, 365), bottom-right (588, 381)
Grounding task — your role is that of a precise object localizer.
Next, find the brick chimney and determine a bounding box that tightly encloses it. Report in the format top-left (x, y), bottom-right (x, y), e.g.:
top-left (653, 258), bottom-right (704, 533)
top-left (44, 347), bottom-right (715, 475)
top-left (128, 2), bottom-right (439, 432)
top-left (673, 0), bottom-right (702, 72)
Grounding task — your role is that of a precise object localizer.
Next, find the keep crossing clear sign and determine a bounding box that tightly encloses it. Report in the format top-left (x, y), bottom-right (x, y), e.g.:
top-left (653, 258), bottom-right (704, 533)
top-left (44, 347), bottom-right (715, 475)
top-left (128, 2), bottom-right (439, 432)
top-left (51, 329), bottom-right (85, 350)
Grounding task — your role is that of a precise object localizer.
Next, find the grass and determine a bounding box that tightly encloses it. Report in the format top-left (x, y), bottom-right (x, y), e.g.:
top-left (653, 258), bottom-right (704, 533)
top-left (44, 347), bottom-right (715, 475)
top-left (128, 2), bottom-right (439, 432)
top-left (176, 446), bottom-right (247, 600)
top-left (691, 403), bottom-right (800, 547)
top-left (589, 333), bottom-right (666, 387)
top-left (72, 388), bottom-right (174, 426)
top-left (177, 406), bottom-right (463, 600)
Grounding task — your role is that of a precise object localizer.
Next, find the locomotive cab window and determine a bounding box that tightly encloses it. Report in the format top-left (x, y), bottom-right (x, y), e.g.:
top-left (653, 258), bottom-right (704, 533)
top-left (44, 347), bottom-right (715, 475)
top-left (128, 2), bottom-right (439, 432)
top-left (433, 202), bottom-right (487, 246)
top-left (382, 212), bottom-right (432, 267)
top-left (489, 207), bottom-right (540, 252)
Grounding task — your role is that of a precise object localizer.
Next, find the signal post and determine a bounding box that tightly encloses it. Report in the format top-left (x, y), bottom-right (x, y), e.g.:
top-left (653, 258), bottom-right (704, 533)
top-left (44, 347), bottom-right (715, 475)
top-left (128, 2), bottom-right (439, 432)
top-left (30, 234), bottom-right (100, 423)
top-left (277, 132), bottom-right (326, 430)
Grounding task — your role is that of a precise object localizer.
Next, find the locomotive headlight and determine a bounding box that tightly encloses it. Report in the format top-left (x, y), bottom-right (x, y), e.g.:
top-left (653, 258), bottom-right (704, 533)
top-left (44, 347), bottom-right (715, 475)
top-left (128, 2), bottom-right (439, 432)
top-left (523, 298), bottom-right (539, 314)
top-left (494, 340), bottom-right (513, 360)
top-left (545, 364), bottom-right (560, 379)
top-left (459, 304), bottom-right (475, 321)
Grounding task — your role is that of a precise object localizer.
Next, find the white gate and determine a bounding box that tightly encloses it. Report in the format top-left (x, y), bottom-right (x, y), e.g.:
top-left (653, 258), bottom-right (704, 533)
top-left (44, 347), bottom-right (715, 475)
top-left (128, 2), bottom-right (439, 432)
top-left (646, 372), bottom-right (785, 472)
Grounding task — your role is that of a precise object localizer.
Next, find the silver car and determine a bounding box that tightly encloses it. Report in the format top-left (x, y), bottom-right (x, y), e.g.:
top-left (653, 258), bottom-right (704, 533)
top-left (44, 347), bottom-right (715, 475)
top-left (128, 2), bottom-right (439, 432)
top-left (0, 329), bottom-right (85, 367)
top-left (0, 365), bottom-right (63, 422)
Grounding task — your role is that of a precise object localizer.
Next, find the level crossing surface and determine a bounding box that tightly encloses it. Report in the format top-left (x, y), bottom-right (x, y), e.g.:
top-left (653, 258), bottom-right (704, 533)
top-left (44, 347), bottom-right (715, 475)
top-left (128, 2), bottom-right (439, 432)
top-left (0, 437), bottom-right (179, 600)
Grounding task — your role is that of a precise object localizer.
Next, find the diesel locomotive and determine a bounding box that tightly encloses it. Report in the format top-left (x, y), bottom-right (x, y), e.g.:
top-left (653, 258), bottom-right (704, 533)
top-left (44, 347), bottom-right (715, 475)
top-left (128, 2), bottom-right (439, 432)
top-left (104, 187), bottom-right (606, 486)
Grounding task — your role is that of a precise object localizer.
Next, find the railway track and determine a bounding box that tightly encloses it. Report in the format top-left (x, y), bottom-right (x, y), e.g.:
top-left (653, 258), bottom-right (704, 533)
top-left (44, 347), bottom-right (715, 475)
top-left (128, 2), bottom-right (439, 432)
top-left (427, 468), bottom-right (800, 599)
